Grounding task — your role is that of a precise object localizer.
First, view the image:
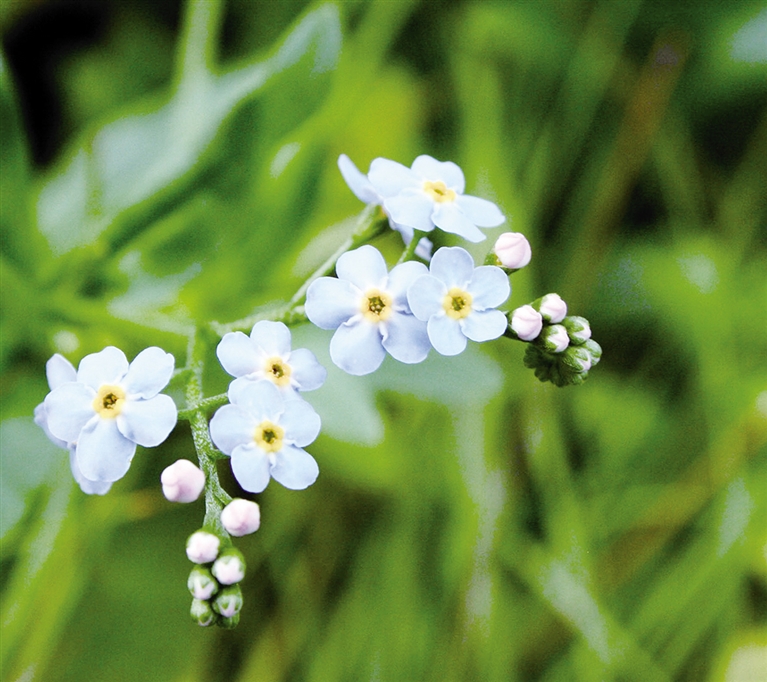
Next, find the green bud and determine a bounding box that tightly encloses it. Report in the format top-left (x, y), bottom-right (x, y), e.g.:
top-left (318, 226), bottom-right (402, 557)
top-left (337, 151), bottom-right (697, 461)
top-left (212, 585), bottom-right (243, 619)
top-left (536, 324), bottom-right (569, 353)
top-left (561, 346), bottom-right (592, 373)
top-left (218, 613), bottom-right (241, 629)
top-left (188, 566), bottom-right (219, 600)
top-left (563, 316), bottom-right (591, 345)
top-left (190, 598), bottom-right (216, 627)
top-left (582, 339), bottom-right (602, 365)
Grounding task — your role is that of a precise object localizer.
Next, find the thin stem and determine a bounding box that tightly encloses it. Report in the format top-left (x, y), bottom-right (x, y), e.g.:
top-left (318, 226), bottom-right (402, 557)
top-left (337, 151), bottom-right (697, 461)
top-left (395, 229), bottom-right (427, 265)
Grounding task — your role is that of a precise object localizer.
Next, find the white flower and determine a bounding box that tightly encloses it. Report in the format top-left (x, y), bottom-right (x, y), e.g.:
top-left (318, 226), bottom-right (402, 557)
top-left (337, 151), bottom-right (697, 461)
top-left (212, 550), bottom-right (246, 585)
top-left (493, 232), bottom-right (532, 270)
top-left (367, 154), bottom-right (505, 243)
top-left (217, 321), bottom-right (326, 398)
top-left (161, 459), bottom-right (205, 503)
top-left (536, 293), bottom-right (567, 323)
top-left (510, 305), bottom-right (543, 341)
top-left (407, 246), bottom-right (510, 356)
top-left (339, 154), bottom-right (433, 259)
top-left (209, 380), bottom-right (321, 493)
top-left (42, 346), bottom-right (177, 484)
top-left (221, 498), bottom-right (261, 536)
top-left (305, 245), bottom-right (431, 375)
top-left (34, 354), bottom-right (110, 495)
top-left (186, 531), bottom-right (221, 564)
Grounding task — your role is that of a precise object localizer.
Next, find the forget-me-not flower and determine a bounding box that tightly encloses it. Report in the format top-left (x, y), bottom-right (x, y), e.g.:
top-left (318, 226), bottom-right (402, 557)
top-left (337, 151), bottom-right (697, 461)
top-left (407, 246), bottom-right (510, 356)
top-left (42, 346), bottom-right (177, 484)
top-left (305, 245), bottom-right (431, 375)
top-left (209, 380), bottom-right (321, 493)
top-left (367, 154), bottom-right (505, 243)
top-left (217, 320), bottom-right (326, 399)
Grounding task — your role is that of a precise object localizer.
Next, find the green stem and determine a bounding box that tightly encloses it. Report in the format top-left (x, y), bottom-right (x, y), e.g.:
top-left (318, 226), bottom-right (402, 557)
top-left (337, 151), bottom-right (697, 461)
top-left (395, 229), bottom-right (427, 265)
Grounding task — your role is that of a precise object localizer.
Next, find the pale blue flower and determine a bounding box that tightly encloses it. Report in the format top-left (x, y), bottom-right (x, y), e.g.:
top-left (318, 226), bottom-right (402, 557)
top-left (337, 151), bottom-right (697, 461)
top-left (209, 380), bottom-right (321, 494)
top-left (407, 246), bottom-right (510, 356)
top-left (217, 320), bottom-right (326, 399)
top-left (367, 154), bottom-right (505, 243)
top-left (43, 346), bottom-right (177, 484)
top-left (305, 245), bottom-right (431, 375)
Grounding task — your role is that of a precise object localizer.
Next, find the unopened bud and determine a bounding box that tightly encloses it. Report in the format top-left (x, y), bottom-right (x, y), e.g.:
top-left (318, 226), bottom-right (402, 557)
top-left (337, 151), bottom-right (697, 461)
top-left (492, 232), bottom-right (532, 271)
top-left (582, 339), bottom-right (602, 365)
top-left (561, 346), bottom-right (592, 373)
top-left (212, 585), bottom-right (243, 618)
top-left (161, 459), bottom-right (205, 503)
top-left (218, 614), bottom-right (241, 629)
top-left (212, 549), bottom-right (246, 585)
top-left (535, 293), bottom-right (567, 323)
top-left (188, 566), bottom-right (219, 600)
top-left (186, 531), bottom-right (220, 564)
top-left (190, 598), bottom-right (216, 627)
top-left (563, 316), bottom-right (591, 345)
top-left (221, 498), bottom-right (261, 537)
top-left (538, 324), bottom-right (569, 353)
top-left (509, 305), bottom-right (543, 341)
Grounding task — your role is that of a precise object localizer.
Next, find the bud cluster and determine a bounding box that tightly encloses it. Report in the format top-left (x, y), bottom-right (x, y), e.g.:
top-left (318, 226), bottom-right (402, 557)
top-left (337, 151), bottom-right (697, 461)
top-left (506, 294), bottom-right (602, 386)
top-left (186, 530), bottom-right (246, 629)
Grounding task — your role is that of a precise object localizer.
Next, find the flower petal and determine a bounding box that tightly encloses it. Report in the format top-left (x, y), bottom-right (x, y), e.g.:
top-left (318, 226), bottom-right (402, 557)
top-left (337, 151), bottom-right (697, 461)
top-left (305, 277), bottom-right (360, 330)
top-left (117, 394), bottom-right (177, 447)
top-left (338, 154), bottom-right (380, 203)
top-left (461, 309), bottom-right (508, 342)
top-left (122, 347), bottom-right (174, 398)
top-left (250, 320), bottom-right (292, 356)
top-left (35, 402), bottom-right (69, 449)
top-left (384, 193), bottom-right (435, 233)
top-left (368, 157), bottom-right (420, 197)
top-left (228, 380), bottom-right (282, 421)
top-left (44, 382), bottom-right (96, 442)
top-left (280, 398), bottom-right (321, 447)
top-left (427, 314), bottom-right (467, 356)
top-left (387, 260), bottom-right (429, 310)
top-left (270, 445), bottom-right (319, 490)
top-left (77, 346), bottom-right (129, 389)
top-left (217, 331), bottom-right (260, 378)
top-left (210, 404), bottom-right (256, 455)
top-left (431, 203), bottom-right (486, 242)
top-left (455, 194), bottom-right (505, 227)
top-left (382, 312), bottom-right (431, 364)
top-left (287, 348), bottom-right (326, 391)
top-left (329, 319), bottom-right (385, 376)
top-left (467, 266), bottom-right (510, 309)
top-left (411, 155), bottom-right (465, 193)
top-left (407, 274), bottom-right (446, 321)
top-left (231, 444), bottom-right (271, 493)
top-left (335, 245), bottom-right (388, 290)
top-left (70, 448), bottom-right (112, 495)
top-left (46, 354), bottom-right (76, 390)
top-left (429, 246), bottom-right (475, 288)
top-left (76, 417), bottom-right (136, 482)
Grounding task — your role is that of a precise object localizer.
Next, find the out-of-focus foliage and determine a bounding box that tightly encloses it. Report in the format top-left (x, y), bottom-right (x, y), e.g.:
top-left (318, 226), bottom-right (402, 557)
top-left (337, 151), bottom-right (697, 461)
top-left (1, 0), bottom-right (765, 680)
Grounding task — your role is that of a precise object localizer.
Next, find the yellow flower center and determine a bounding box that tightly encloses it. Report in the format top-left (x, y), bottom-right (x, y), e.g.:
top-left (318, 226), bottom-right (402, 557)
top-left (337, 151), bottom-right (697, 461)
top-left (263, 356), bottom-right (292, 387)
top-left (93, 384), bottom-right (126, 418)
top-left (254, 420), bottom-right (285, 453)
top-left (423, 180), bottom-right (456, 203)
top-left (443, 287), bottom-right (473, 320)
top-left (361, 288), bottom-right (393, 323)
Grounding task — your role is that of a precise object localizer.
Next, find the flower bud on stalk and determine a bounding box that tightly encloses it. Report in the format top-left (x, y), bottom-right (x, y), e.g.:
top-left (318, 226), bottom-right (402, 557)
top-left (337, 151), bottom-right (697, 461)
top-left (191, 598), bottom-right (216, 627)
top-left (582, 339), bottom-right (602, 365)
top-left (186, 531), bottom-right (220, 564)
top-left (188, 566), bottom-right (219, 600)
top-left (537, 324), bottom-right (570, 353)
top-left (213, 585), bottom-right (243, 618)
top-left (161, 459), bottom-right (205, 503)
top-left (561, 346), bottom-right (593, 373)
top-left (533, 293), bottom-right (567, 323)
top-left (563, 316), bottom-right (591, 345)
top-left (488, 232), bottom-right (532, 271)
top-left (212, 548), bottom-right (246, 585)
top-left (221, 499), bottom-right (261, 536)
top-left (509, 305), bottom-right (543, 341)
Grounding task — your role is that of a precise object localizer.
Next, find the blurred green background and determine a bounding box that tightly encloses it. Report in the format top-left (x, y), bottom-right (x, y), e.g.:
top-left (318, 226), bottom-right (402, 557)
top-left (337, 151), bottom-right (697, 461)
top-left (1, 0), bottom-right (766, 680)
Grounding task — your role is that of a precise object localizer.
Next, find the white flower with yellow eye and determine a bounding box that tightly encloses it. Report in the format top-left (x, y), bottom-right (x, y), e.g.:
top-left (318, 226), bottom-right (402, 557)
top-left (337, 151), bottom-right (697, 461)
top-left (42, 346), bottom-right (177, 483)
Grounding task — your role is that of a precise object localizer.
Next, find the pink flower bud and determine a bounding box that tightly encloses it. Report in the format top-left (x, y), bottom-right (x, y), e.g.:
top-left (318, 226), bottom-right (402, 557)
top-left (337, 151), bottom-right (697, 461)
top-left (538, 293), bottom-right (567, 323)
top-left (510, 305), bottom-right (543, 341)
top-left (161, 459), bottom-right (205, 503)
top-left (540, 324), bottom-right (570, 353)
top-left (212, 550), bottom-right (246, 585)
top-left (493, 232), bottom-right (532, 270)
top-left (220, 498), bottom-right (261, 537)
top-left (186, 531), bottom-right (220, 564)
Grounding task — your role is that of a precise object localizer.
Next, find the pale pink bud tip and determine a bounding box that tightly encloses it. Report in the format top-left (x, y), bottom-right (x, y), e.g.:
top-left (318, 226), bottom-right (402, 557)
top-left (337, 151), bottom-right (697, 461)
top-left (511, 305), bottom-right (543, 341)
top-left (161, 459), bottom-right (206, 503)
top-left (493, 232), bottom-right (532, 270)
top-left (221, 498), bottom-right (261, 537)
top-left (186, 531), bottom-right (220, 564)
top-left (539, 293), bottom-right (567, 323)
